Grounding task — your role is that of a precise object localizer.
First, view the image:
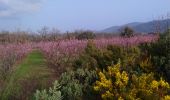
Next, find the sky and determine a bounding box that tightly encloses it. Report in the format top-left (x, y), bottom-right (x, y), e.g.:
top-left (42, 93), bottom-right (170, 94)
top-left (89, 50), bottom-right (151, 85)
top-left (0, 0), bottom-right (170, 32)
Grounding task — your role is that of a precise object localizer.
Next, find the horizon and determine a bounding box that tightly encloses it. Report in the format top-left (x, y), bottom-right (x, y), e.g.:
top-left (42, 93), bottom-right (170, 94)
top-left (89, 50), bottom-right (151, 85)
top-left (0, 0), bottom-right (170, 32)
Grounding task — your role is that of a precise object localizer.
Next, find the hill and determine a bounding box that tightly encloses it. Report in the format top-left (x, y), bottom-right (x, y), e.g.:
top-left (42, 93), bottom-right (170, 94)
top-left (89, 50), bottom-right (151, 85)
top-left (102, 19), bottom-right (170, 33)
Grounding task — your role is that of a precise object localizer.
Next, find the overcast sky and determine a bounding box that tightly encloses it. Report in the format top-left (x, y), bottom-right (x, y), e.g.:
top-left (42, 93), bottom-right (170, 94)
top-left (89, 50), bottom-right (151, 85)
top-left (0, 0), bottom-right (170, 32)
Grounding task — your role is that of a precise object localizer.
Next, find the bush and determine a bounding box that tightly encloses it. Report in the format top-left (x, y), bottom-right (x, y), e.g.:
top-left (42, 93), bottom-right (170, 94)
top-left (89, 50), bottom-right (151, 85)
top-left (107, 45), bottom-right (141, 72)
top-left (34, 81), bottom-right (63, 100)
top-left (74, 41), bottom-right (141, 72)
top-left (74, 41), bottom-right (99, 69)
top-left (59, 71), bottom-right (83, 100)
top-left (74, 41), bottom-right (121, 70)
top-left (139, 32), bottom-right (170, 81)
top-left (35, 68), bottom-right (98, 100)
top-left (94, 61), bottom-right (170, 100)
top-left (58, 68), bottom-right (98, 100)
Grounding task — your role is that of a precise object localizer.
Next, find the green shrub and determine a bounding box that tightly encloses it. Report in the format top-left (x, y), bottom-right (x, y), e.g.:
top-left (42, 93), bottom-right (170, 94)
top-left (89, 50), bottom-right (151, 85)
top-left (74, 41), bottom-right (119, 70)
top-left (107, 45), bottom-right (123, 64)
top-left (58, 71), bottom-right (83, 100)
top-left (94, 61), bottom-right (170, 100)
top-left (139, 32), bottom-right (170, 81)
top-left (34, 81), bottom-right (63, 100)
top-left (58, 68), bottom-right (98, 100)
top-left (74, 41), bottom-right (101, 69)
top-left (74, 41), bottom-right (141, 72)
top-left (74, 54), bottom-right (98, 70)
top-left (107, 45), bottom-right (141, 68)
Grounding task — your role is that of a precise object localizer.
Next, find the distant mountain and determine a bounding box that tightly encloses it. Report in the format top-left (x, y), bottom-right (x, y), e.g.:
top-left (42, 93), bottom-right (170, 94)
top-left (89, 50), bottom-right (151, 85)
top-left (102, 19), bottom-right (170, 33)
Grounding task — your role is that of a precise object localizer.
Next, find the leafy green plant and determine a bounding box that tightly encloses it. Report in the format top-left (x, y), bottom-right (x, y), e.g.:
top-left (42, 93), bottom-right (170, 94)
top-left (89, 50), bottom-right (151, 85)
top-left (59, 71), bottom-right (83, 100)
top-left (74, 41), bottom-right (141, 73)
top-left (34, 80), bottom-right (63, 100)
top-left (139, 32), bottom-right (170, 81)
top-left (94, 61), bottom-right (170, 100)
top-left (74, 41), bottom-right (119, 70)
top-left (59, 68), bottom-right (97, 100)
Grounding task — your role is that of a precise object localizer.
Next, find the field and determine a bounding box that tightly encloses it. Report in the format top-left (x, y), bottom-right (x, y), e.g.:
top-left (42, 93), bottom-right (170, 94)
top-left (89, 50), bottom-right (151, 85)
top-left (0, 0), bottom-right (169, 99)
top-left (0, 33), bottom-right (170, 100)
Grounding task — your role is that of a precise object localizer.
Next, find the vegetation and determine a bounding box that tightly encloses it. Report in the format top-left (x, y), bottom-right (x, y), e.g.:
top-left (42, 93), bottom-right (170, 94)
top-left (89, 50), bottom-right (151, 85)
top-left (139, 30), bottom-right (170, 81)
top-left (94, 61), bottom-right (170, 100)
top-left (0, 51), bottom-right (55, 99)
top-left (34, 81), bottom-right (62, 100)
top-left (0, 28), bottom-right (170, 100)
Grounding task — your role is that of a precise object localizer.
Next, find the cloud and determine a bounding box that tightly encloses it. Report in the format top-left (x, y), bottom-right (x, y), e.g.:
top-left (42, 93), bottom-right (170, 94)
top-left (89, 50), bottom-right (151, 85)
top-left (0, 0), bottom-right (44, 17)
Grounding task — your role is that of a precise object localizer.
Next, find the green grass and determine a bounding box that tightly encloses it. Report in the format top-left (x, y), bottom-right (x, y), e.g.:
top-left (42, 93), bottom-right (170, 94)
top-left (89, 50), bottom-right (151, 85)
top-left (1, 50), bottom-right (55, 100)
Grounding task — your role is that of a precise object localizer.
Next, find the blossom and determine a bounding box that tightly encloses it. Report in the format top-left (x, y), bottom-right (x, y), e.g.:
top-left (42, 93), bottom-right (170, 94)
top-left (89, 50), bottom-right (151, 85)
top-left (151, 80), bottom-right (159, 89)
top-left (164, 95), bottom-right (170, 100)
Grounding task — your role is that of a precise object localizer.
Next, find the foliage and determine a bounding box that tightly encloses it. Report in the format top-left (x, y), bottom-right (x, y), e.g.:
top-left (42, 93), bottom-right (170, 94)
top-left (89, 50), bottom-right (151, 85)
top-left (74, 41), bottom-right (141, 72)
top-left (139, 56), bottom-right (153, 73)
top-left (94, 60), bottom-right (129, 100)
top-left (34, 80), bottom-right (63, 100)
top-left (84, 41), bottom-right (116, 69)
top-left (139, 32), bottom-right (170, 81)
top-left (0, 34), bottom-right (161, 99)
top-left (108, 45), bottom-right (141, 72)
top-left (58, 68), bottom-right (98, 100)
top-left (35, 68), bottom-right (98, 100)
top-left (38, 35), bottom-right (157, 73)
top-left (164, 95), bottom-right (170, 100)
top-left (130, 74), bottom-right (170, 100)
top-left (94, 61), bottom-right (170, 100)
top-left (59, 71), bottom-right (83, 100)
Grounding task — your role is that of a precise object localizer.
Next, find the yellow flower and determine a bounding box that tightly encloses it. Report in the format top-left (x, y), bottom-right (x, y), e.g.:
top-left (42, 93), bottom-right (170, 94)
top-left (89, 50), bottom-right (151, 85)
top-left (94, 86), bottom-right (99, 91)
top-left (115, 71), bottom-right (128, 87)
top-left (151, 80), bottom-right (159, 89)
top-left (118, 96), bottom-right (124, 100)
top-left (164, 95), bottom-right (170, 100)
top-left (121, 71), bottom-right (129, 84)
top-left (93, 61), bottom-right (130, 99)
top-left (94, 72), bottom-right (113, 90)
top-left (102, 91), bottom-right (114, 99)
top-left (159, 78), bottom-right (170, 88)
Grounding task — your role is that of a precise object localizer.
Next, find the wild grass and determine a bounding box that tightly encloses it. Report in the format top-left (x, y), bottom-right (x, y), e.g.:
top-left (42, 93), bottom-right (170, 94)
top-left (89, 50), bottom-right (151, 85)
top-left (1, 50), bottom-right (55, 100)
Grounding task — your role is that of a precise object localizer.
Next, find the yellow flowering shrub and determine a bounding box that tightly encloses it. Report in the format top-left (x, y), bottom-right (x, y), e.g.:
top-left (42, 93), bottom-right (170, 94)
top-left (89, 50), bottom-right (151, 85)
top-left (131, 74), bottom-right (170, 99)
top-left (159, 78), bottom-right (170, 88)
top-left (118, 96), bottom-right (124, 100)
top-left (164, 95), bottom-right (170, 100)
top-left (108, 61), bottom-right (128, 88)
top-left (129, 73), bottom-right (155, 99)
top-left (94, 72), bottom-right (112, 91)
top-left (94, 60), bottom-right (129, 100)
top-left (94, 61), bottom-right (170, 100)
top-left (151, 78), bottom-right (170, 90)
top-left (151, 80), bottom-right (159, 89)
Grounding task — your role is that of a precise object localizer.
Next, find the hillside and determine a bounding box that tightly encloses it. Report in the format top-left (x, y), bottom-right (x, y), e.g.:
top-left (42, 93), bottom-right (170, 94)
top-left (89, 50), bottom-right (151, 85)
top-left (102, 19), bottom-right (170, 33)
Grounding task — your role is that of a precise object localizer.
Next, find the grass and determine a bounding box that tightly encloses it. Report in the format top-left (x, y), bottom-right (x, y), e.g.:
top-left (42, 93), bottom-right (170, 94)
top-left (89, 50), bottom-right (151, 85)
top-left (1, 50), bottom-right (55, 100)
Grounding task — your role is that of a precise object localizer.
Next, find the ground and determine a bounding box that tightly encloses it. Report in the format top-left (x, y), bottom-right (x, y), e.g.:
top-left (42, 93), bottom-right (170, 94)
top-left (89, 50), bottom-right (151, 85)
top-left (1, 50), bottom-right (56, 100)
